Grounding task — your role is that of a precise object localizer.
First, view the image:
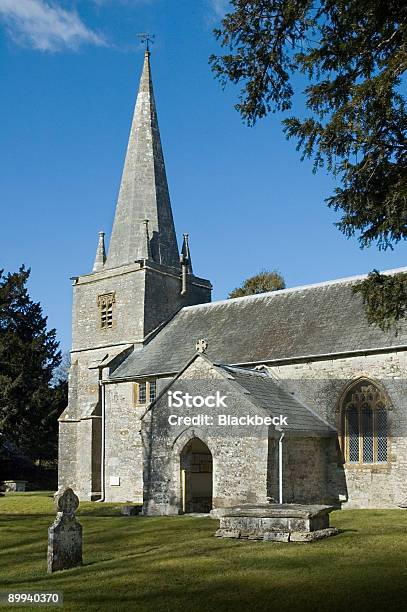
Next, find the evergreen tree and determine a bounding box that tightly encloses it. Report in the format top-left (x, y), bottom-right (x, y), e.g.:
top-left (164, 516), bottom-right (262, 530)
top-left (211, 0), bottom-right (407, 329)
top-left (229, 269), bottom-right (285, 297)
top-left (353, 269), bottom-right (407, 332)
top-left (0, 266), bottom-right (65, 461)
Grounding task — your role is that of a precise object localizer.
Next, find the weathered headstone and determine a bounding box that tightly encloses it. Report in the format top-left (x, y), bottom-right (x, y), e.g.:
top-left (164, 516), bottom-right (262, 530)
top-left (47, 488), bottom-right (82, 573)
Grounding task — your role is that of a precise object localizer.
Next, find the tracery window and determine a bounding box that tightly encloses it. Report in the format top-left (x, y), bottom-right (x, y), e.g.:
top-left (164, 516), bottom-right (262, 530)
top-left (342, 380), bottom-right (389, 465)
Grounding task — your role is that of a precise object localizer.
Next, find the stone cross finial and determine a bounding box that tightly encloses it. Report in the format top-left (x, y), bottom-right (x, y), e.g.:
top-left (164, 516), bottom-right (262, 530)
top-left (196, 339), bottom-right (208, 353)
top-left (56, 487), bottom-right (79, 515)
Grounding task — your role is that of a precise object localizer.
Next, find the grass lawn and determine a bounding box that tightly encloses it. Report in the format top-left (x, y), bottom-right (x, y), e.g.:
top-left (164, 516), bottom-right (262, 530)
top-left (1, 493), bottom-right (407, 611)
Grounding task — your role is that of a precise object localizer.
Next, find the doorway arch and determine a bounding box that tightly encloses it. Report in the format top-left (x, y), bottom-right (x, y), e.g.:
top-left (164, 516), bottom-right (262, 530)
top-left (180, 437), bottom-right (213, 513)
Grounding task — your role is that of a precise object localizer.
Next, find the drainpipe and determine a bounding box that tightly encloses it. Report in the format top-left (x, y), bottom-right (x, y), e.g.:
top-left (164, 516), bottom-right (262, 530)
top-left (96, 379), bottom-right (106, 502)
top-left (278, 430), bottom-right (285, 505)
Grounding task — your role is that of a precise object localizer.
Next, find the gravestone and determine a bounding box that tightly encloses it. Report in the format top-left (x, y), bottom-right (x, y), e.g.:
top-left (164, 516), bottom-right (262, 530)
top-left (47, 488), bottom-right (82, 573)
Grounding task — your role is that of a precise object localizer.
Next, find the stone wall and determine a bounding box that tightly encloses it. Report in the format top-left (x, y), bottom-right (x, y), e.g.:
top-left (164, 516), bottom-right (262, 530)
top-left (59, 255), bottom-right (211, 501)
top-left (267, 436), bottom-right (340, 505)
top-left (141, 359), bottom-right (332, 514)
top-left (72, 264), bottom-right (146, 352)
top-left (143, 263), bottom-right (211, 337)
top-left (58, 421), bottom-right (78, 492)
top-left (267, 350), bottom-right (407, 508)
top-left (58, 347), bottom-right (107, 500)
top-left (61, 250), bottom-right (406, 509)
top-left (72, 261), bottom-right (211, 353)
top-left (104, 382), bottom-right (144, 502)
top-left (141, 366), bottom-right (269, 514)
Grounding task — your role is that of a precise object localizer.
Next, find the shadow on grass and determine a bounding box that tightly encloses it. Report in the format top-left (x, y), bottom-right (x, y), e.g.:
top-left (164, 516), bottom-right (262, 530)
top-left (2, 503), bottom-right (407, 612)
top-left (4, 492), bottom-right (54, 497)
top-left (0, 514), bottom-right (55, 520)
top-left (5, 549), bottom-right (407, 612)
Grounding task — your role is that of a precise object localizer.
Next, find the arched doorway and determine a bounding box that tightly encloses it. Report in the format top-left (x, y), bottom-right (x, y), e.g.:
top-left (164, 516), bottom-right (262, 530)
top-left (180, 437), bottom-right (212, 513)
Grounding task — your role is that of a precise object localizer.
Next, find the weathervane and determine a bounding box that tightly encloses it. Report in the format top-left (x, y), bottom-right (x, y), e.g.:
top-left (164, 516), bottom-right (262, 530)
top-left (137, 32), bottom-right (155, 52)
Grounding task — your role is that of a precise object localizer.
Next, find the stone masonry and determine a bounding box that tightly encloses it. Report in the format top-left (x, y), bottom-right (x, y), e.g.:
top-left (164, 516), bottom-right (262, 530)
top-left (58, 52), bottom-right (211, 500)
top-left (58, 50), bottom-right (406, 512)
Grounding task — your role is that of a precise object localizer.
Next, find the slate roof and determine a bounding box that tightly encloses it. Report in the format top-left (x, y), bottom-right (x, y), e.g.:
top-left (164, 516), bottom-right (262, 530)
top-left (111, 269), bottom-right (407, 379)
top-left (220, 366), bottom-right (336, 436)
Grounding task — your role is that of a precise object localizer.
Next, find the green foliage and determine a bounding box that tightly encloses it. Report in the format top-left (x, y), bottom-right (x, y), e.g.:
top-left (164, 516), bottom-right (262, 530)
top-left (229, 269), bottom-right (285, 298)
top-left (210, 0), bottom-right (406, 249)
top-left (211, 1), bottom-right (407, 326)
top-left (0, 266), bottom-right (66, 461)
top-left (353, 270), bottom-right (407, 331)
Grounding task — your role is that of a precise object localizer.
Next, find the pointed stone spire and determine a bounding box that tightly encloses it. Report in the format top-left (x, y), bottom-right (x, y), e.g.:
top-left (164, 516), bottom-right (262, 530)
top-left (180, 233), bottom-right (193, 274)
top-left (105, 51), bottom-right (179, 269)
top-left (139, 219), bottom-right (152, 260)
top-left (93, 231), bottom-right (106, 272)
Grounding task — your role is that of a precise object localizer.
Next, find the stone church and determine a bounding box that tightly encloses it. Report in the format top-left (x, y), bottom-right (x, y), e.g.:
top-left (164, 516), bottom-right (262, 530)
top-left (59, 52), bottom-right (407, 513)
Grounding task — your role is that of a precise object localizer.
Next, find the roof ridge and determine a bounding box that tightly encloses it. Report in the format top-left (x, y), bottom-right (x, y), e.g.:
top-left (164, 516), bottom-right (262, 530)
top-left (181, 266), bottom-right (407, 312)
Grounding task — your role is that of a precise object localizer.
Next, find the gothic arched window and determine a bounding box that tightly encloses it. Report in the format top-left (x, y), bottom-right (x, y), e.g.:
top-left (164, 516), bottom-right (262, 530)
top-left (342, 380), bottom-right (389, 464)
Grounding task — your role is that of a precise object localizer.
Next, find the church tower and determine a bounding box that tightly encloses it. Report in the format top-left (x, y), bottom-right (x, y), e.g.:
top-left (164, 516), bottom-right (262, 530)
top-left (58, 52), bottom-right (212, 500)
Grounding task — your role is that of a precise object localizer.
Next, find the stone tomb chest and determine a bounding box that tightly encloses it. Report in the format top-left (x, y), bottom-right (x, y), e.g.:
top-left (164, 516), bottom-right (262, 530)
top-left (4, 480), bottom-right (27, 492)
top-left (215, 504), bottom-right (339, 542)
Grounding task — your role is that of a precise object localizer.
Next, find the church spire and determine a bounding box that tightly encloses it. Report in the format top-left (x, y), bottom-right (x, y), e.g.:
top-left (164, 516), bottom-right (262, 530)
top-left (105, 51), bottom-right (179, 269)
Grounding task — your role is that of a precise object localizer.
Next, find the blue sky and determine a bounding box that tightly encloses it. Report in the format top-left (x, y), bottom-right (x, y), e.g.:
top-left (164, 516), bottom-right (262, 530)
top-left (1, 0), bottom-right (406, 353)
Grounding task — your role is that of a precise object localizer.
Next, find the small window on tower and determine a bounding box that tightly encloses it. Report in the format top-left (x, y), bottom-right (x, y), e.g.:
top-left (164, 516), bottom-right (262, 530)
top-left (98, 293), bottom-right (115, 329)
